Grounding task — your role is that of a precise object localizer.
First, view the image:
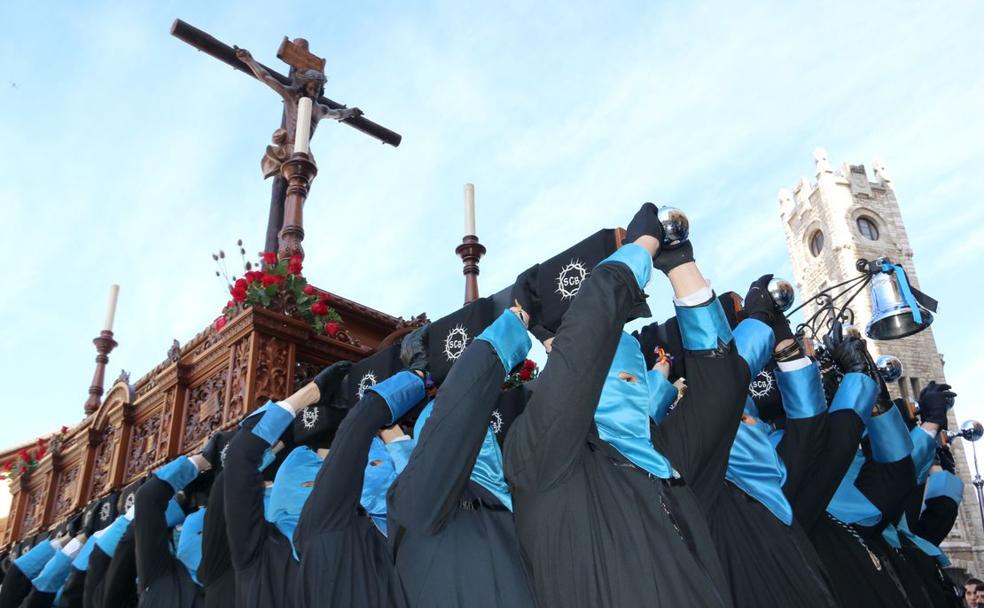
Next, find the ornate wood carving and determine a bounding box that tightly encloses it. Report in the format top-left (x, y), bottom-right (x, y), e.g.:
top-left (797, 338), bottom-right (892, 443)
top-left (91, 423), bottom-right (118, 497)
top-left (225, 336), bottom-right (252, 424)
top-left (20, 489), bottom-right (43, 534)
top-left (125, 414), bottom-right (162, 480)
top-left (254, 334), bottom-right (290, 407)
top-left (158, 388), bottom-right (178, 457)
top-left (182, 371), bottom-right (226, 450)
top-left (52, 465), bottom-right (80, 520)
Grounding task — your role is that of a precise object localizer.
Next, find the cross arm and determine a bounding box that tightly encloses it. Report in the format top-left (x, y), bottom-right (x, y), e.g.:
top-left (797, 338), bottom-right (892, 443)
top-left (170, 19), bottom-right (402, 147)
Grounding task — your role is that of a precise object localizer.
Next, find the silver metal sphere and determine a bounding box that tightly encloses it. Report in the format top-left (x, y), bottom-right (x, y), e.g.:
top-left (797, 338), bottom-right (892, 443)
top-left (962, 420), bottom-right (984, 442)
top-left (767, 278), bottom-right (795, 312)
top-left (875, 354), bottom-right (904, 383)
top-left (657, 206), bottom-right (690, 249)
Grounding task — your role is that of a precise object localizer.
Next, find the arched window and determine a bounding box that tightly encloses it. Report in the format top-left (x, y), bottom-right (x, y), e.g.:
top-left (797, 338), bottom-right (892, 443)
top-left (857, 216), bottom-right (880, 241)
top-left (809, 230), bottom-right (825, 257)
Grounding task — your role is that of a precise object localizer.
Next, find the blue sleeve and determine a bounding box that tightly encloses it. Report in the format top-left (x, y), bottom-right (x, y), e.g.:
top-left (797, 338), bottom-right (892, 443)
top-left (13, 540), bottom-right (55, 579)
top-left (909, 427), bottom-right (937, 484)
top-left (385, 439), bottom-right (414, 474)
top-left (924, 471), bottom-right (963, 504)
top-left (31, 550), bottom-right (73, 593)
top-left (368, 371), bottom-right (426, 424)
top-left (829, 373), bottom-right (879, 425)
top-left (867, 407), bottom-right (914, 463)
top-left (95, 515), bottom-right (130, 557)
top-left (250, 401), bottom-right (295, 445)
top-left (166, 498), bottom-right (187, 527)
top-left (775, 362), bottom-right (825, 420)
top-left (154, 455), bottom-right (200, 492)
top-left (597, 243), bottom-right (652, 289)
top-left (732, 319), bottom-right (775, 376)
top-left (675, 297), bottom-right (734, 352)
top-left (71, 536), bottom-right (98, 571)
top-left (647, 371), bottom-right (678, 424)
top-left (476, 310), bottom-right (533, 372)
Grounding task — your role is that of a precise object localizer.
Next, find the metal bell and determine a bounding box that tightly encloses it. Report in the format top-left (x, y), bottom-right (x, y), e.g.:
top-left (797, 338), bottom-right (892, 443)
top-left (767, 278), bottom-right (795, 312)
top-left (865, 271), bottom-right (933, 340)
top-left (657, 206), bottom-right (689, 249)
top-left (875, 354), bottom-right (903, 383)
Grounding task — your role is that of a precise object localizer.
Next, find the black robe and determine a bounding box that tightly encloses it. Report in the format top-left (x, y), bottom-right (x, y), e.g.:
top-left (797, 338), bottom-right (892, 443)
top-left (55, 568), bottom-right (85, 608)
top-left (386, 339), bottom-right (534, 608)
top-left (197, 472), bottom-right (236, 608)
top-left (82, 546), bottom-right (112, 608)
top-left (0, 564), bottom-right (33, 608)
top-left (98, 525), bottom-right (139, 608)
top-left (133, 477), bottom-right (203, 607)
top-left (503, 259), bottom-right (746, 607)
top-left (900, 481), bottom-right (963, 608)
top-left (224, 426), bottom-right (300, 608)
top-left (294, 393), bottom-right (408, 608)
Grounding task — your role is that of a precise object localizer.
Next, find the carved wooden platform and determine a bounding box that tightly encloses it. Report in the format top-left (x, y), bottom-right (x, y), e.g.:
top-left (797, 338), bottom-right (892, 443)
top-left (1, 301), bottom-right (419, 549)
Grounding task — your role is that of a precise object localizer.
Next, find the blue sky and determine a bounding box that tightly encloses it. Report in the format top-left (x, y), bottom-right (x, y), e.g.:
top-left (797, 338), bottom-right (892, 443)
top-left (1, 0), bottom-right (982, 465)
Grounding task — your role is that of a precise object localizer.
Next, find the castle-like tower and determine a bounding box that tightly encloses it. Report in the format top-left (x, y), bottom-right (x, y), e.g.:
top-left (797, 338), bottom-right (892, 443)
top-left (779, 148), bottom-right (984, 575)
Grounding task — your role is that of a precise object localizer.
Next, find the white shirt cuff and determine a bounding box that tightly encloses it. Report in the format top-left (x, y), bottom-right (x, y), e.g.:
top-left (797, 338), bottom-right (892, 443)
top-left (124, 505), bottom-right (136, 521)
top-left (777, 357), bottom-right (812, 372)
top-left (387, 436), bottom-right (411, 444)
top-left (49, 538), bottom-right (63, 551)
top-left (61, 538), bottom-right (84, 558)
top-left (920, 425), bottom-right (937, 438)
top-left (673, 281), bottom-right (713, 307)
top-left (276, 400), bottom-right (298, 417)
top-left (93, 528), bottom-right (108, 539)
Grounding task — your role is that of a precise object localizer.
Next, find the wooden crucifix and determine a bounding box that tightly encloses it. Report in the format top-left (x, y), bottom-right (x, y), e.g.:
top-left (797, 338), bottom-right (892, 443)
top-left (170, 19), bottom-right (402, 257)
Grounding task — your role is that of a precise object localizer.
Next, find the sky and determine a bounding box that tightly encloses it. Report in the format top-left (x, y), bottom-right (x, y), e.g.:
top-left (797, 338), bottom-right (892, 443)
top-left (1, 1), bottom-right (983, 512)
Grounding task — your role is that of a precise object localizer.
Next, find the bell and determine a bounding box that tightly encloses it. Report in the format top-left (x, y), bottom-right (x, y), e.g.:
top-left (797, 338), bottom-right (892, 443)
top-left (875, 354), bottom-right (903, 383)
top-left (657, 206), bottom-right (689, 249)
top-left (866, 271), bottom-right (933, 340)
top-left (767, 277), bottom-right (795, 312)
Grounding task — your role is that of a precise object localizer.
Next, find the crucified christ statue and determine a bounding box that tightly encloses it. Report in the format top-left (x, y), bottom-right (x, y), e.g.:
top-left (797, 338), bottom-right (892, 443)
top-left (234, 46), bottom-right (364, 169)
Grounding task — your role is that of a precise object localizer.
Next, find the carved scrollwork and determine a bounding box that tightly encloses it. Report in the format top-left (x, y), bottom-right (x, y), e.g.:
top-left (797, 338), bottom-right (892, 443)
top-left (90, 423), bottom-right (117, 496)
top-left (53, 465), bottom-right (80, 519)
top-left (21, 489), bottom-right (43, 533)
top-left (225, 336), bottom-right (251, 424)
top-left (167, 339), bottom-right (182, 363)
top-left (125, 414), bottom-right (162, 480)
top-left (254, 334), bottom-right (289, 407)
top-left (158, 388), bottom-right (177, 456)
top-left (183, 371), bottom-right (226, 450)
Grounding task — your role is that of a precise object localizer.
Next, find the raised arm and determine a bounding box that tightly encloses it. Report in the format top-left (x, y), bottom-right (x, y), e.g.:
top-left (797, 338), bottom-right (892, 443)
top-left (197, 470), bottom-right (230, 588)
top-left (234, 47), bottom-right (288, 97)
top-left (773, 359), bottom-right (827, 502)
top-left (914, 470), bottom-right (963, 546)
top-left (389, 310), bottom-right (530, 535)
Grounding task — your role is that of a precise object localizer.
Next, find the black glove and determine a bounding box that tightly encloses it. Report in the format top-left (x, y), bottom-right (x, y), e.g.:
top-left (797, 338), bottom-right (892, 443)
top-left (937, 445), bottom-right (956, 474)
top-left (200, 430), bottom-right (236, 470)
top-left (743, 274), bottom-right (778, 326)
top-left (823, 323), bottom-right (874, 377)
top-left (624, 202), bottom-right (694, 274)
top-left (312, 360), bottom-right (352, 407)
top-left (400, 323), bottom-right (430, 375)
top-left (918, 381), bottom-right (956, 428)
top-left (510, 265), bottom-right (553, 342)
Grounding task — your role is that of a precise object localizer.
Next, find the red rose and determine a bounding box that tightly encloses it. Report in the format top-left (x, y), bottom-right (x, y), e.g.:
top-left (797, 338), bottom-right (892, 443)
top-left (325, 322), bottom-right (340, 337)
top-left (522, 359), bottom-right (536, 371)
top-left (319, 292), bottom-right (332, 303)
top-left (60, 426), bottom-right (69, 434)
top-left (262, 252), bottom-right (278, 265)
top-left (302, 285), bottom-right (316, 296)
top-left (518, 368), bottom-right (532, 382)
top-left (3, 460), bottom-right (12, 471)
top-left (234, 278), bottom-right (248, 291)
top-left (311, 302), bottom-right (328, 316)
top-left (225, 300), bottom-right (234, 309)
top-left (214, 316), bottom-right (227, 331)
top-left (244, 271), bottom-right (262, 284)
top-left (36, 446), bottom-right (46, 459)
top-left (231, 286), bottom-right (247, 303)
top-left (261, 274), bottom-right (282, 287)
top-left (18, 450), bottom-right (29, 463)
top-left (288, 255), bottom-right (303, 275)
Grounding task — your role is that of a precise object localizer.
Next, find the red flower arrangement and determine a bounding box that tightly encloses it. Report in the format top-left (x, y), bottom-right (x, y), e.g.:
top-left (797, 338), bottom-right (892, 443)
top-left (214, 251), bottom-right (343, 337)
top-left (503, 359), bottom-right (539, 389)
top-left (2, 426), bottom-right (70, 484)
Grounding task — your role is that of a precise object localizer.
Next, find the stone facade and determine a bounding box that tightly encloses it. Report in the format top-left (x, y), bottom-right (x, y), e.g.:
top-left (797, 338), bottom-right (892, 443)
top-left (779, 148), bottom-right (984, 575)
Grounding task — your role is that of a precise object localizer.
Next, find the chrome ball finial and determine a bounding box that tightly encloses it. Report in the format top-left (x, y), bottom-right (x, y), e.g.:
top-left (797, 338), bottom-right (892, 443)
top-left (962, 420), bottom-right (984, 442)
top-left (657, 206), bottom-right (689, 249)
top-left (875, 355), bottom-right (904, 383)
top-left (767, 278), bottom-right (795, 313)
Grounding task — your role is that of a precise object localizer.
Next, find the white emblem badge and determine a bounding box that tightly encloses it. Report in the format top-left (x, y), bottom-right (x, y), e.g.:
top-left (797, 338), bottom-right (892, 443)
top-left (443, 325), bottom-right (469, 361)
top-left (220, 443), bottom-right (230, 467)
top-left (556, 259), bottom-right (588, 300)
top-left (749, 370), bottom-right (775, 399)
top-left (302, 407), bottom-right (319, 430)
top-left (490, 409), bottom-right (504, 435)
top-left (124, 493), bottom-right (136, 512)
top-left (357, 371), bottom-right (378, 401)
top-left (99, 502), bottom-right (112, 522)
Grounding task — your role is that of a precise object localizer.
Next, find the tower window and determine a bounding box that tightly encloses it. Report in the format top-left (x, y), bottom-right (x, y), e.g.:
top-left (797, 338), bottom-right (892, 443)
top-left (809, 230), bottom-right (825, 257)
top-left (857, 216), bottom-right (880, 241)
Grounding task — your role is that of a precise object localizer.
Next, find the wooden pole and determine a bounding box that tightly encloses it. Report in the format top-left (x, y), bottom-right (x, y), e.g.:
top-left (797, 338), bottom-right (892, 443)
top-left (84, 331), bottom-right (118, 415)
top-left (278, 154), bottom-right (318, 261)
top-left (456, 236), bottom-right (486, 304)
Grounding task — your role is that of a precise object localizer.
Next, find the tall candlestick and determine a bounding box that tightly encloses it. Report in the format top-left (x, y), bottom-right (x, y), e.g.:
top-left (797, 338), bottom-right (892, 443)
top-left (464, 183), bottom-right (476, 237)
top-left (294, 96), bottom-right (314, 155)
top-left (103, 284), bottom-right (120, 332)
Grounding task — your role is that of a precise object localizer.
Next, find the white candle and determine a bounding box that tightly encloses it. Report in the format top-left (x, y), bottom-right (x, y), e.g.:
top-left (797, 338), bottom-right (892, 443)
top-left (294, 96), bottom-right (313, 155)
top-left (103, 284), bottom-right (120, 332)
top-left (464, 183), bottom-right (476, 236)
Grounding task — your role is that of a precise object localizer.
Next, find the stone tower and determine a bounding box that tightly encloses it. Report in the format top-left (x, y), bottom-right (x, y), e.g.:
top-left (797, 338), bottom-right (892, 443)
top-left (779, 147), bottom-right (984, 575)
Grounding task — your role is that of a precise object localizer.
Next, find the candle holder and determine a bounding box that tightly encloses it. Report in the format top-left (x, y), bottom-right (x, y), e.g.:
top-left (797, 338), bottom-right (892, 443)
top-left (456, 235), bottom-right (486, 305)
top-left (84, 330), bottom-right (118, 416)
top-left (278, 153), bottom-right (318, 262)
